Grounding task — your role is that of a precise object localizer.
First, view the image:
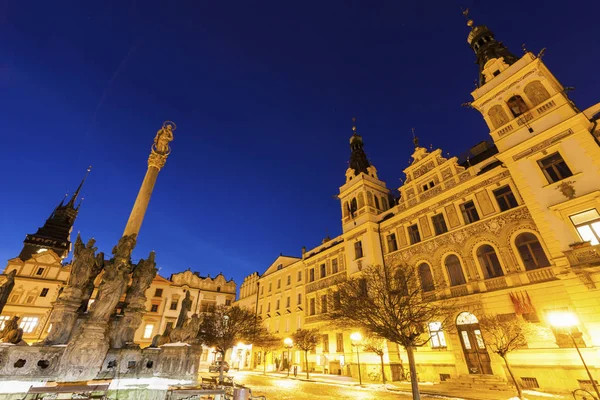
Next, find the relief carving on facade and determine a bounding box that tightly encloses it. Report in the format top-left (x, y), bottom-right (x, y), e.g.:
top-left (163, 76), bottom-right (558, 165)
top-left (445, 204), bottom-right (461, 228)
top-left (512, 129), bottom-right (573, 161)
top-left (475, 190), bottom-right (495, 216)
top-left (524, 80), bottom-right (551, 106)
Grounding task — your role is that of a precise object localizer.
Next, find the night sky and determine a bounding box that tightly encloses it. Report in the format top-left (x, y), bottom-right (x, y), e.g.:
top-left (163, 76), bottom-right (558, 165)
top-left (2, 1), bottom-right (599, 288)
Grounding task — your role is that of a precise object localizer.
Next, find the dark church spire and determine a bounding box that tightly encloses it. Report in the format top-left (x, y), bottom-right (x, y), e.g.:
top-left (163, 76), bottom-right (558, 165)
top-left (348, 117), bottom-right (371, 176)
top-left (464, 10), bottom-right (519, 86)
top-left (18, 167), bottom-right (91, 261)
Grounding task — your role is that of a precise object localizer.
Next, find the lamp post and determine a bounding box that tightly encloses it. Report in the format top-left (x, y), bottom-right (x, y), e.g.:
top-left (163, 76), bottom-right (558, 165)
top-left (350, 332), bottom-right (363, 386)
top-left (548, 311), bottom-right (600, 399)
top-left (284, 338), bottom-right (294, 377)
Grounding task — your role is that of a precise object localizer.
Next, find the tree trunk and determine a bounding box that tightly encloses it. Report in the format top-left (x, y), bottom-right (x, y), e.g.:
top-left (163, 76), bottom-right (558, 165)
top-left (219, 350), bottom-right (225, 383)
top-left (379, 353), bottom-right (386, 384)
top-left (405, 345), bottom-right (420, 400)
top-left (263, 351), bottom-right (267, 375)
top-left (502, 354), bottom-right (523, 400)
top-left (305, 350), bottom-right (309, 380)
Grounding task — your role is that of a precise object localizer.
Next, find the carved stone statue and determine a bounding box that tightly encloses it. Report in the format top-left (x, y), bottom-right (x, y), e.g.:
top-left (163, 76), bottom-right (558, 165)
top-left (109, 251), bottom-right (157, 348)
top-left (41, 234), bottom-right (105, 346)
top-left (0, 270), bottom-right (16, 315)
top-left (176, 290), bottom-right (192, 329)
top-left (152, 123), bottom-right (174, 155)
top-left (0, 316), bottom-right (24, 344)
top-left (78, 251), bottom-right (105, 313)
top-left (150, 324), bottom-right (173, 348)
top-left (89, 234), bottom-right (137, 321)
top-left (170, 313), bottom-right (201, 344)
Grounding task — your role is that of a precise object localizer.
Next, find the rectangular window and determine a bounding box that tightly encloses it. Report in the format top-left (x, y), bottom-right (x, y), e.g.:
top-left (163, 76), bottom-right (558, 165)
top-left (309, 268), bottom-right (315, 282)
top-left (322, 334), bottom-right (330, 353)
top-left (286, 297), bottom-right (290, 308)
top-left (321, 295), bottom-right (328, 313)
top-left (277, 279), bottom-right (281, 289)
top-left (297, 271), bottom-right (302, 282)
top-left (19, 316), bottom-right (39, 333)
top-left (0, 316), bottom-right (9, 330)
top-left (538, 152), bottom-right (573, 183)
top-left (267, 303), bottom-right (271, 313)
top-left (297, 293), bottom-right (302, 305)
top-left (428, 322), bottom-right (447, 348)
top-left (276, 299), bottom-right (280, 310)
top-left (259, 305), bottom-right (263, 315)
top-left (285, 318), bottom-right (290, 332)
top-left (310, 298), bottom-right (315, 315)
top-left (143, 324), bottom-right (154, 339)
top-left (570, 209), bottom-right (600, 245)
top-left (422, 181), bottom-right (435, 191)
top-left (150, 304), bottom-right (159, 312)
top-left (269, 283), bottom-right (272, 292)
top-left (40, 288), bottom-right (49, 297)
top-left (170, 300), bottom-right (178, 310)
top-left (331, 259), bottom-right (338, 274)
top-left (154, 288), bottom-right (163, 297)
top-left (461, 201), bottom-right (480, 224)
top-left (36, 268), bottom-right (44, 276)
top-left (260, 286), bottom-right (264, 295)
top-left (287, 275), bottom-right (291, 285)
top-left (336, 333), bottom-right (344, 352)
top-left (494, 186), bottom-right (518, 211)
top-left (225, 299), bottom-right (231, 306)
top-left (320, 264), bottom-right (326, 279)
top-left (354, 241), bottom-right (363, 259)
top-left (333, 291), bottom-right (341, 310)
top-left (431, 214), bottom-right (448, 235)
top-left (408, 224), bottom-right (421, 244)
top-left (387, 233), bottom-right (398, 252)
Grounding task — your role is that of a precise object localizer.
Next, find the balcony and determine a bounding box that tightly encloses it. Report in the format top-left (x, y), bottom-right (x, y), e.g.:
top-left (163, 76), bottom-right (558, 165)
top-left (564, 243), bottom-right (600, 267)
top-left (493, 98), bottom-right (557, 138)
top-left (305, 272), bottom-right (346, 294)
top-left (525, 266), bottom-right (555, 283)
top-left (484, 276), bottom-right (508, 291)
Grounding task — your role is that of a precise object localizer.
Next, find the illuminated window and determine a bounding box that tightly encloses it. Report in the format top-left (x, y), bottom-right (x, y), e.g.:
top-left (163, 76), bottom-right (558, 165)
top-left (0, 316), bottom-right (9, 330)
top-left (143, 324), bottom-right (154, 339)
top-left (538, 153), bottom-right (572, 184)
top-left (336, 332), bottom-right (344, 352)
top-left (428, 322), bottom-right (447, 348)
top-left (570, 209), bottom-right (600, 245)
top-left (20, 316), bottom-right (39, 333)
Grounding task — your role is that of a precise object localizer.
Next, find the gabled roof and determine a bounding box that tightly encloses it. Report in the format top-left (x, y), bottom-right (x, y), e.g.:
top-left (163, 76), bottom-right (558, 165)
top-left (261, 255), bottom-right (301, 277)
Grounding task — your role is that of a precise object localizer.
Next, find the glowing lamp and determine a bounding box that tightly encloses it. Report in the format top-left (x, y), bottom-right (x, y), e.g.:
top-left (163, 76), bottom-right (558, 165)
top-left (547, 311), bottom-right (578, 328)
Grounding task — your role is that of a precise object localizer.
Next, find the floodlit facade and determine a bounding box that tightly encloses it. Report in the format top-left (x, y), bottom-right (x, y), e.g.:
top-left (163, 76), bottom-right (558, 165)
top-left (236, 19), bottom-right (600, 393)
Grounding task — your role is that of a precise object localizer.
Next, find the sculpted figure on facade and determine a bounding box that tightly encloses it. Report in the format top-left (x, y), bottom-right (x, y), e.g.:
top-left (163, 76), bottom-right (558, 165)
top-left (488, 104), bottom-right (510, 129)
top-left (78, 250), bottom-right (105, 313)
top-left (151, 324), bottom-right (173, 347)
top-left (524, 80), bottom-right (550, 106)
top-left (153, 122), bottom-right (175, 155)
top-left (89, 234), bottom-right (137, 321)
top-left (0, 316), bottom-right (24, 345)
top-left (176, 290), bottom-right (192, 329)
top-left (0, 269), bottom-right (16, 315)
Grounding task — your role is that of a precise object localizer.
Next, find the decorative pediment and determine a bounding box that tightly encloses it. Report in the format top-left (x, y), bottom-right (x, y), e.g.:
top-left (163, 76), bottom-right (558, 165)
top-left (31, 250), bottom-right (62, 265)
top-left (262, 255), bottom-right (301, 277)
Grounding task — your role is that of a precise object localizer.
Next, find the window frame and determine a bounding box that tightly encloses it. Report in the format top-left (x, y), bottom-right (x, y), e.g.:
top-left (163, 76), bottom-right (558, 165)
top-left (354, 241), bottom-right (364, 259)
top-left (493, 185), bottom-right (518, 212)
top-left (538, 152), bottom-right (573, 184)
top-left (387, 233), bottom-right (398, 252)
top-left (515, 232), bottom-right (551, 270)
top-left (569, 209), bottom-right (600, 245)
top-left (444, 254), bottom-right (467, 286)
top-left (431, 213), bottom-right (448, 236)
top-left (407, 224), bottom-right (421, 245)
top-left (460, 200), bottom-right (480, 225)
top-left (476, 244), bottom-right (504, 279)
top-left (428, 321), bottom-right (447, 349)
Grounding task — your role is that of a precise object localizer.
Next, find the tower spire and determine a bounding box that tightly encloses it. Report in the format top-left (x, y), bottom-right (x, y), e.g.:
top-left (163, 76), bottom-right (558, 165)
top-left (348, 117), bottom-right (371, 176)
top-left (465, 10), bottom-right (519, 86)
top-left (66, 166), bottom-right (92, 208)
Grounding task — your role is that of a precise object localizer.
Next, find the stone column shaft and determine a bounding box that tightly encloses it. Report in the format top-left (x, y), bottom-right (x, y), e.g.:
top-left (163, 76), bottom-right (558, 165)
top-left (123, 166), bottom-right (160, 237)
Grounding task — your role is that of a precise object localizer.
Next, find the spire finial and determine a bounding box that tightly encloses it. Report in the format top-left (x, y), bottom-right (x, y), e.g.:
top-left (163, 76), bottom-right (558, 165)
top-left (67, 166), bottom-right (92, 208)
top-left (412, 128), bottom-right (419, 148)
top-left (462, 7), bottom-right (473, 28)
top-left (352, 117), bottom-right (357, 134)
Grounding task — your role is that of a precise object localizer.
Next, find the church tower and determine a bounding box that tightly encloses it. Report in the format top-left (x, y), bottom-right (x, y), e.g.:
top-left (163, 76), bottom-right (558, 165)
top-left (466, 14), bottom-right (600, 268)
top-left (339, 120), bottom-right (391, 233)
top-left (18, 167), bottom-right (91, 261)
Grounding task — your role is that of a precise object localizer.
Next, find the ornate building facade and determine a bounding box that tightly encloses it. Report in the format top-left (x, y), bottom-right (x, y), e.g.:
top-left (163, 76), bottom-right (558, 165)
top-left (236, 19), bottom-right (600, 393)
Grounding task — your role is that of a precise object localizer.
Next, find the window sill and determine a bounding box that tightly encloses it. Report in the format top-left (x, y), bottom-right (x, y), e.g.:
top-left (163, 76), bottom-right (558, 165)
top-left (541, 172), bottom-right (581, 189)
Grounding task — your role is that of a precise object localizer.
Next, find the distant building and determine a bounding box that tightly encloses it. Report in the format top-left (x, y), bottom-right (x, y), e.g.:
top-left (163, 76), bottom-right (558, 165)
top-left (236, 18), bottom-right (600, 393)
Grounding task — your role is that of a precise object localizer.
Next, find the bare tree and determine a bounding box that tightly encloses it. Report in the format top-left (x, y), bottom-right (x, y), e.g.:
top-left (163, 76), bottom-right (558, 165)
top-left (477, 314), bottom-right (528, 400)
top-left (362, 334), bottom-right (387, 384)
top-left (327, 264), bottom-right (455, 400)
top-left (291, 328), bottom-right (320, 380)
top-left (198, 305), bottom-right (265, 381)
top-left (253, 332), bottom-right (281, 375)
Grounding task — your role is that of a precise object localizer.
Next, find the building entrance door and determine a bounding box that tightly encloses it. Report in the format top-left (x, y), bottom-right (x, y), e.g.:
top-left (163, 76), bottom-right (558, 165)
top-left (456, 312), bottom-right (492, 375)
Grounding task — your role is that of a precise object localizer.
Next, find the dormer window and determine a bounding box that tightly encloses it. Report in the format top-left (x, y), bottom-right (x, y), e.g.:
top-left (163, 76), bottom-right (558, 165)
top-left (507, 95), bottom-right (529, 117)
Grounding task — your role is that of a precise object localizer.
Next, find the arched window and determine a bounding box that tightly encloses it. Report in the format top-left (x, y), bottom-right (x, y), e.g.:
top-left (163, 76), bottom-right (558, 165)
top-left (507, 95), bottom-right (529, 117)
top-left (350, 198), bottom-right (358, 218)
top-left (367, 192), bottom-right (373, 206)
top-left (343, 201), bottom-right (349, 218)
top-left (357, 193), bottom-right (365, 208)
top-left (476, 245), bottom-right (504, 278)
top-left (515, 233), bottom-right (550, 270)
top-left (524, 81), bottom-right (550, 106)
top-left (374, 196), bottom-right (380, 210)
top-left (444, 255), bottom-right (466, 286)
top-left (418, 263), bottom-right (435, 292)
top-left (381, 197), bottom-right (388, 211)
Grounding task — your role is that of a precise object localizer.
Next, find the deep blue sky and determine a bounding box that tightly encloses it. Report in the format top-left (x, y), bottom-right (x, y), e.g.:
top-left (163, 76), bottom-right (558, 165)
top-left (1, 1), bottom-right (599, 287)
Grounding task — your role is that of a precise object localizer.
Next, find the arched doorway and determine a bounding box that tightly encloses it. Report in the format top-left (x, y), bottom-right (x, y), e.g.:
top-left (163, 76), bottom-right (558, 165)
top-left (456, 312), bottom-right (492, 375)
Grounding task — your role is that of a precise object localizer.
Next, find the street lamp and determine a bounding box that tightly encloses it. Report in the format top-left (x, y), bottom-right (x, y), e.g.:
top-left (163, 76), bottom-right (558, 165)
top-left (548, 311), bottom-right (600, 399)
top-left (284, 338), bottom-right (294, 377)
top-left (350, 332), bottom-right (363, 386)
